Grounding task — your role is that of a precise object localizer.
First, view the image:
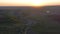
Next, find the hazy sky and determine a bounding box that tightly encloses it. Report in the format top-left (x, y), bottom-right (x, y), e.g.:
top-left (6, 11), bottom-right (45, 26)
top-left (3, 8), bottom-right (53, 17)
top-left (0, 0), bottom-right (60, 6)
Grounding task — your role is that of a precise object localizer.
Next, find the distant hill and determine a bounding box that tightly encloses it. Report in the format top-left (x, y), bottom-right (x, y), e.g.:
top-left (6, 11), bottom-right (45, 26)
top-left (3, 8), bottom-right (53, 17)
top-left (40, 6), bottom-right (60, 15)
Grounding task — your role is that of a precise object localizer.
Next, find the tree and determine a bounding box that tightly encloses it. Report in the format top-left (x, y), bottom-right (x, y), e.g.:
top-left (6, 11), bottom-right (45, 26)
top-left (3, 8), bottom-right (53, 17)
top-left (30, 15), bottom-right (49, 34)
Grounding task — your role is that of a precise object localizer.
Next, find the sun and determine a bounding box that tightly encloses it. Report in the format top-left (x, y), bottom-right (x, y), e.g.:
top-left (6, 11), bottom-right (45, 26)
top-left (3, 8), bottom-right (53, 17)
top-left (31, 0), bottom-right (44, 6)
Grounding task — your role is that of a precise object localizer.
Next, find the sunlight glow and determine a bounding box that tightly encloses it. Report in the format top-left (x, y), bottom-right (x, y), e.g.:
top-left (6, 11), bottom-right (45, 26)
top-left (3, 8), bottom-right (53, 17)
top-left (0, 0), bottom-right (60, 6)
top-left (31, 0), bottom-right (45, 6)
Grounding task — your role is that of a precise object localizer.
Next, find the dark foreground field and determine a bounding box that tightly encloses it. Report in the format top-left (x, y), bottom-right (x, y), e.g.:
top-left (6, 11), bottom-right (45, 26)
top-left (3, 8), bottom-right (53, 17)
top-left (0, 6), bottom-right (60, 34)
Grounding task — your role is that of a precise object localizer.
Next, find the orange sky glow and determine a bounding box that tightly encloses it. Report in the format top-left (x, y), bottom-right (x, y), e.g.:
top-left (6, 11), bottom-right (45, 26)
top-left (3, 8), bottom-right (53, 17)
top-left (0, 0), bottom-right (60, 6)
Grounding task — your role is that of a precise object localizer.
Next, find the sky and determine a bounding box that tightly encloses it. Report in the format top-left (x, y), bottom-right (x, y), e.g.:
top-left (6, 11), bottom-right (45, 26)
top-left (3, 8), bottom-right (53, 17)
top-left (0, 0), bottom-right (60, 6)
